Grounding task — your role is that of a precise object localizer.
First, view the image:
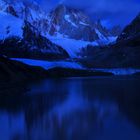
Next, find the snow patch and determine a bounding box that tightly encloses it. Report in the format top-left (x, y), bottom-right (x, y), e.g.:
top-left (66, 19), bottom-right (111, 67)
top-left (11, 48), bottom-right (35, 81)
top-left (64, 15), bottom-right (78, 28)
top-left (95, 29), bottom-right (117, 44)
top-left (11, 58), bottom-right (83, 70)
top-left (95, 29), bottom-right (107, 40)
top-left (107, 36), bottom-right (117, 42)
top-left (79, 21), bottom-right (89, 26)
top-left (0, 11), bottom-right (23, 39)
top-left (47, 32), bottom-right (117, 58)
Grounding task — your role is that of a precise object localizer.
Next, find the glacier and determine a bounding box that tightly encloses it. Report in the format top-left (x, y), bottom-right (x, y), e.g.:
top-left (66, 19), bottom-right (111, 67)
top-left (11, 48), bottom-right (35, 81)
top-left (11, 58), bottom-right (140, 75)
top-left (47, 34), bottom-right (98, 58)
top-left (11, 58), bottom-right (83, 70)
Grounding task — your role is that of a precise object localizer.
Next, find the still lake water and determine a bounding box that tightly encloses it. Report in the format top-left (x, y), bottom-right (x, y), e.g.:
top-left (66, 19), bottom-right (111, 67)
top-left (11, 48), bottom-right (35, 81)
top-left (0, 76), bottom-right (140, 140)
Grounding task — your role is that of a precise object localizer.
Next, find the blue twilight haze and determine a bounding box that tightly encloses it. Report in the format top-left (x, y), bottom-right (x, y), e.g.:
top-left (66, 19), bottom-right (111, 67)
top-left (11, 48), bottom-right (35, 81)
top-left (35, 0), bottom-right (140, 28)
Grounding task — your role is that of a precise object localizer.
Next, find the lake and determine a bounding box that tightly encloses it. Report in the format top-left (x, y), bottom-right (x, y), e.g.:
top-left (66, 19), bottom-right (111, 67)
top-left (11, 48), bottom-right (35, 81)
top-left (0, 76), bottom-right (140, 140)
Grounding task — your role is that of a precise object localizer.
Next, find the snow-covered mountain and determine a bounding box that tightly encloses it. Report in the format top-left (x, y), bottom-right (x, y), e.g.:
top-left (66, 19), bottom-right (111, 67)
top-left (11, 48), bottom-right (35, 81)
top-left (47, 4), bottom-right (98, 41)
top-left (0, 0), bottom-right (120, 58)
top-left (0, 10), bottom-right (69, 59)
top-left (47, 4), bottom-right (118, 43)
top-left (0, 0), bottom-right (49, 34)
top-left (0, 0), bottom-right (47, 23)
top-left (46, 4), bottom-right (118, 57)
top-left (0, 1), bottom-right (118, 41)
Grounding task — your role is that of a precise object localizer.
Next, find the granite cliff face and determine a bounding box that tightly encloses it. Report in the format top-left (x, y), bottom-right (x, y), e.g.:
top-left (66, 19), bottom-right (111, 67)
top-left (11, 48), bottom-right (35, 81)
top-left (47, 4), bottom-right (99, 41)
top-left (47, 5), bottom-right (119, 42)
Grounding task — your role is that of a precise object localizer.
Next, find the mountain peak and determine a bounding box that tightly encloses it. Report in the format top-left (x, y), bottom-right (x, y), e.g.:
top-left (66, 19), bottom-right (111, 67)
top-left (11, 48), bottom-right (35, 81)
top-left (52, 4), bottom-right (67, 15)
top-left (0, 0), bottom-right (118, 44)
top-left (117, 12), bottom-right (140, 41)
top-left (56, 4), bottom-right (66, 9)
top-left (47, 3), bottom-right (99, 41)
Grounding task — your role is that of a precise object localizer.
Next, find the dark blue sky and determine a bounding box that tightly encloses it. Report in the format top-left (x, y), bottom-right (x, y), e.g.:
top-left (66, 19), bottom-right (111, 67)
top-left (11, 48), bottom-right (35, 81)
top-left (38, 0), bottom-right (140, 28)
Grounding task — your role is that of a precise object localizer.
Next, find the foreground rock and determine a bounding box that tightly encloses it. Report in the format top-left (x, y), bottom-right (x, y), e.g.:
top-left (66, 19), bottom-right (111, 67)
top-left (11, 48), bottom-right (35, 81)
top-left (0, 56), bottom-right (48, 83)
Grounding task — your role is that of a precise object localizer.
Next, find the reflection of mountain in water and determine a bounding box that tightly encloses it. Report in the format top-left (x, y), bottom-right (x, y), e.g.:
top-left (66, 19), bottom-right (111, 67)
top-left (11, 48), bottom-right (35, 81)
top-left (0, 77), bottom-right (140, 140)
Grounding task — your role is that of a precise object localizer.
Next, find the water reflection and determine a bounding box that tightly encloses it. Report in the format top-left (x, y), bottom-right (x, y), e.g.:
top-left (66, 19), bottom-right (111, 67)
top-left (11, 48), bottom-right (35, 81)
top-left (0, 76), bottom-right (140, 140)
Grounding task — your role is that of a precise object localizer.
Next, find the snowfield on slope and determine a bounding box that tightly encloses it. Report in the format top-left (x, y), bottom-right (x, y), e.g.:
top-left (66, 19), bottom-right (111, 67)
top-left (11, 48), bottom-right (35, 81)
top-left (47, 34), bottom-right (117, 58)
top-left (47, 34), bottom-right (98, 58)
top-left (0, 11), bottom-right (23, 39)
